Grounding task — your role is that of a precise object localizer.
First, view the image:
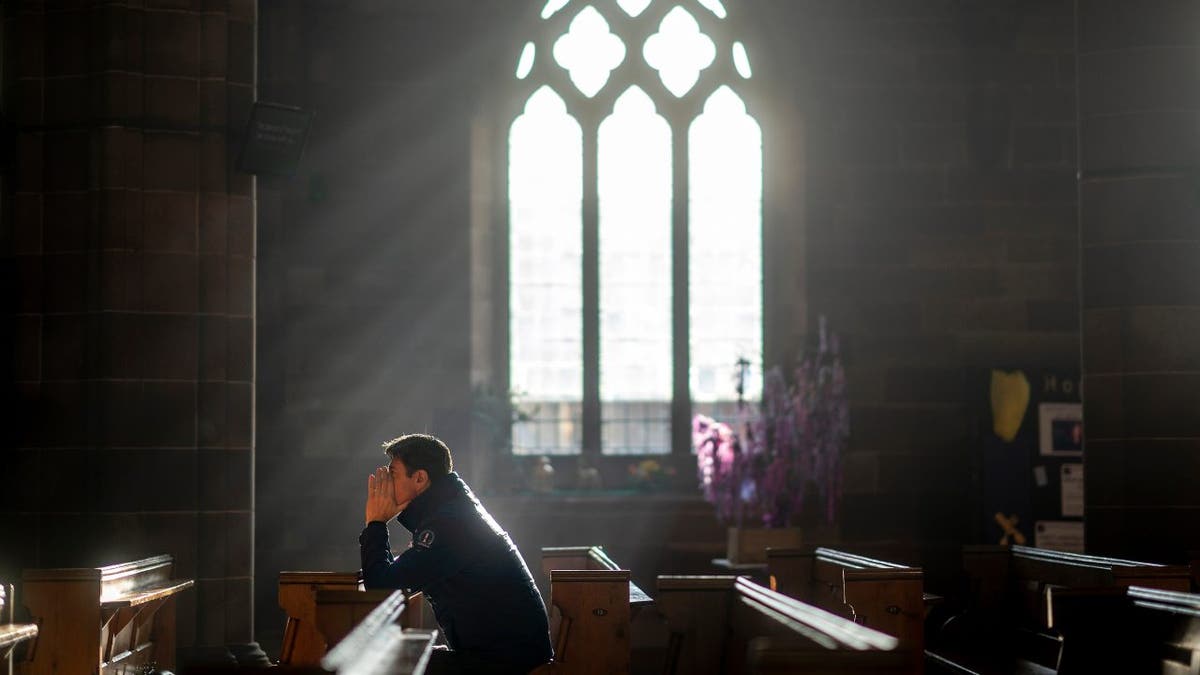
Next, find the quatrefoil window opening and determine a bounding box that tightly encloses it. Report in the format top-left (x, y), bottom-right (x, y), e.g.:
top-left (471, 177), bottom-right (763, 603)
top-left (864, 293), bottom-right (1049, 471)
top-left (538, 3), bottom-right (728, 100)
top-left (643, 6), bottom-right (717, 98)
top-left (552, 6), bottom-right (627, 98)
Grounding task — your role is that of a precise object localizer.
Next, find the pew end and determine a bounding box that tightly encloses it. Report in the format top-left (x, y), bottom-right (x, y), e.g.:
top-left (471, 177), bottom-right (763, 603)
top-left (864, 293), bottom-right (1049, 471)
top-left (546, 569), bottom-right (632, 675)
top-left (279, 571), bottom-right (427, 667)
top-left (18, 554), bottom-right (193, 675)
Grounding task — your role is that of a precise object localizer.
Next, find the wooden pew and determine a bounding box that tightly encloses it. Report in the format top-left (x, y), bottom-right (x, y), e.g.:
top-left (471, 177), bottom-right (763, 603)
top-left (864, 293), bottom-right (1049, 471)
top-left (17, 554), bottom-right (192, 675)
top-left (278, 571), bottom-right (426, 667)
top-left (1, 583), bottom-right (38, 675)
top-left (767, 547), bottom-right (925, 673)
top-left (540, 546), bottom-right (653, 610)
top-left (929, 545), bottom-right (1191, 674)
top-left (1050, 585), bottom-right (1200, 674)
top-left (536, 546), bottom-right (652, 675)
top-left (656, 575), bottom-right (908, 675)
top-left (318, 589), bottom-right (437, 675)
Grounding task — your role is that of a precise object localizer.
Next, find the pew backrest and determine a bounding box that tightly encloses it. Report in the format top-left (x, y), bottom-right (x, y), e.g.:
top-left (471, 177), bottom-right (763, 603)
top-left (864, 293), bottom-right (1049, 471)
top-left (541, 545), bottom-right (651, 607)
top-left (965, 545), bottom-right (1191, 628)
top-left (1048, 585), bottom-right (1200, 674)
top-left (541, 545), bottom-right (622, 588)
top-left (768, 547), bottom-right (924, 673)
top-left (1127, 585), bottom-right (1200, 672)
top-left (320, 589), bottom-right (437, 675)
top-left (18, 555), bottom-right (192, 675)
top-left (657, 575), bottom-right (904, 675)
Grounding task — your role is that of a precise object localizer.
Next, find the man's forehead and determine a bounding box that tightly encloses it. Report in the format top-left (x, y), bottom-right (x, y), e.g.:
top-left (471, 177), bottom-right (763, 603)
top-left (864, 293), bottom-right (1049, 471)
top-left (388, 458), bottom-right (407, 472)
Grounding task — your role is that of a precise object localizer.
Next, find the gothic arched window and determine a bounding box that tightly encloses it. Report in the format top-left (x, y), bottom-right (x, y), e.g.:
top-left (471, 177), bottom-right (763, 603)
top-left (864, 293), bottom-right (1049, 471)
top-left (508, 0), bottom-right (763, 457)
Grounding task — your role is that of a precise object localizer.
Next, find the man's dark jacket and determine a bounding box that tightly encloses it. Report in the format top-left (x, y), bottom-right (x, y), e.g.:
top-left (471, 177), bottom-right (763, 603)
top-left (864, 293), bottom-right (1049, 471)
top-left (360, 472), bottom-right (553, 671)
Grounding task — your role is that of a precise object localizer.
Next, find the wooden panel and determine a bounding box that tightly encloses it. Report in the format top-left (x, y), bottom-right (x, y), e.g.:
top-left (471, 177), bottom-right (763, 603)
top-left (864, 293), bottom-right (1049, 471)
top-left (278, 571), bottom-right (362, 666)
top-left (548, 570), bottom-right (631, 675)
top-left (18, 556), bottom-right (189, 675)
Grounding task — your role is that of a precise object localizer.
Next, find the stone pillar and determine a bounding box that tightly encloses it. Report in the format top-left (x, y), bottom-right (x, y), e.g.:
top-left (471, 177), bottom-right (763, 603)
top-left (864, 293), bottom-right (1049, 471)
top-left (5, 0), bottom-right (256, 649)
top-left (1078, 0), bottom-right (1200, 561)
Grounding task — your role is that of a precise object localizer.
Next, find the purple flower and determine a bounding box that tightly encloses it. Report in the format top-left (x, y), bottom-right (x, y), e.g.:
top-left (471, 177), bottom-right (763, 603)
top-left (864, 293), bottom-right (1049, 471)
top-left (692, 316), bottom-right (849, 527)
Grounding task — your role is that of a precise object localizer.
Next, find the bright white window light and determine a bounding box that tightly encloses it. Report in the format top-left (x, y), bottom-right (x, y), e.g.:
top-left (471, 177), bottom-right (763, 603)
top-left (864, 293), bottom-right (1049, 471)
top-left (553, 6), bottom-right (626, 98)
top-left (509, 86), bottom-right (584, 455)
top-left (697, 0), bottom-right (727, 19)
top-left (616, 0), bottom-right (652, 17)
top-left (689, 86), bottom-right (763, 409)
top-left (541, 0), bottom-right (570, 20)
top-left (643, 6), bottom-right (716, 97)
top-left (732, 41), bottom-right (752, 78)
top-left (598, 86), bottom-right (673, 454)
top-left (516, 42), bottom-right (536, 79)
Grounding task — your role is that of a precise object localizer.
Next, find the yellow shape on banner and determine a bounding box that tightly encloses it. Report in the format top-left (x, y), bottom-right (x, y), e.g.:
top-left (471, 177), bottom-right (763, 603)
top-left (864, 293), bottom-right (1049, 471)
top-left (990, 369), bottom-right (1030, 442)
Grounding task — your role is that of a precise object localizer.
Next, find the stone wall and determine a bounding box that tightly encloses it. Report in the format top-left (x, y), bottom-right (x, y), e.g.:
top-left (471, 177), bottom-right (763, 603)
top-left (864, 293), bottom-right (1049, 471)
top-left (2, 0), bottom-right (256, 650)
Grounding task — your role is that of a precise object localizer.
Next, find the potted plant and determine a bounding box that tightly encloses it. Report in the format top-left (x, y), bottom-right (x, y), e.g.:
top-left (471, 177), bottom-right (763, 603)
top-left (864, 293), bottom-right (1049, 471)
top-left (692, 317), bottom-right (848, 563)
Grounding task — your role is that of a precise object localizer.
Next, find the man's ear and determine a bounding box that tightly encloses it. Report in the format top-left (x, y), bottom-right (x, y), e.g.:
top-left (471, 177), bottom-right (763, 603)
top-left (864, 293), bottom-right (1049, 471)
top-left (414, 469), bottom-right (429, 486)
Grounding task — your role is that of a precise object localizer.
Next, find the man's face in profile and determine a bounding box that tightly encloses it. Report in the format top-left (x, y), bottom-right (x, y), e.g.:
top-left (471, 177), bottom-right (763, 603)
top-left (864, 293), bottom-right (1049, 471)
top-left (388, 458), bottom-right (425, 508)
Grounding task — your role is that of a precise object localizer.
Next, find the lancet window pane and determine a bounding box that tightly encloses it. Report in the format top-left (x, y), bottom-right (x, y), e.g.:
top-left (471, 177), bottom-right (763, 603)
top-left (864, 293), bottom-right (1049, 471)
top-left (510, 86), bottom-right (584, 455)
top-left (689, 86), bottom-right (763, 421)
top-left (598, 86), bottom-right (673, 455)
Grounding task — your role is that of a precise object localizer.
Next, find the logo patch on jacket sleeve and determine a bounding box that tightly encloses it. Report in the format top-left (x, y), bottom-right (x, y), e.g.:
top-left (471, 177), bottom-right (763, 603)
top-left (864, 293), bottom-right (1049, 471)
top-left (416, 529), bottom-right (436, 548)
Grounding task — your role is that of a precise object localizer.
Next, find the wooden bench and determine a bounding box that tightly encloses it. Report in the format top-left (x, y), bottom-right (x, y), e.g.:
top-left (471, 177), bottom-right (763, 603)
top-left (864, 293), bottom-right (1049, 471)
top-left (318, 589), bottom-right (437, 675)
top-left (278, 571), bottom-right (427, 667)
top-left (178, 589), bottom-right (432, 675)
top-left (929, 545), bottom-right (1191, 674)
top-left (1, 583), bottom-right (38, 675)
top-left (536, 546), bottom-right (653, 675)
top-left (656, 575), bottom-right (908, 675)
top-left (16, 554), bottom-right (192, 675)
top-left (1049, 585), bottom-right (1200, 674)
top-left (767, 547), bottom-right (925, 673)
top-left (540, 546), bottom-right (653, 610)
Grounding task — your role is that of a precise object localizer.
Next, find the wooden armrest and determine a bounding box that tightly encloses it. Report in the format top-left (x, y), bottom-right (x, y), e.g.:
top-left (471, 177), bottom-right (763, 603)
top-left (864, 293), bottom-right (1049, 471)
top-left (0, 623), bottom-right (38, 651)
top-left (101, 579), bottom-right (194, 609)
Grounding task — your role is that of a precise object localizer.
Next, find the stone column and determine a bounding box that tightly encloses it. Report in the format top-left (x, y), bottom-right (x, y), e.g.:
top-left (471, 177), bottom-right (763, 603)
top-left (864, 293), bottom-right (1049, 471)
top-left (5, 0), bottom-right (256, 649)
top-left (1078, 0), bottom-right (1200, 561)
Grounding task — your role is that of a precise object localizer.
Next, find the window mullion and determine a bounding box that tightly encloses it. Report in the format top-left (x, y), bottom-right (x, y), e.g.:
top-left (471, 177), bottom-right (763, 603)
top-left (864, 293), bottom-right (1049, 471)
top-left (671, 117), bottom-right (691, 456)
top-left (582, 113), bottom-right (601, 459)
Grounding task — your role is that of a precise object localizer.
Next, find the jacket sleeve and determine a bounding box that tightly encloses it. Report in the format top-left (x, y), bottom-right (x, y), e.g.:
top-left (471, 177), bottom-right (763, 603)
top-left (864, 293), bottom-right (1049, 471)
top-left (359, 515), bottom-right (474, 592)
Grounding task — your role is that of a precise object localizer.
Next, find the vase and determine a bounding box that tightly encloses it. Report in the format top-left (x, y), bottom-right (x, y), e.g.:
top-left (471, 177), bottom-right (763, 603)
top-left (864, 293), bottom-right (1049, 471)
top-left (726, 526), bottom-right (804, 564)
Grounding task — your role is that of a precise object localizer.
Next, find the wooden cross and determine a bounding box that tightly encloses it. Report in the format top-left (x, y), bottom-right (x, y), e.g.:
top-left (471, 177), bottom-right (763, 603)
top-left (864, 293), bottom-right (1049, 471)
top-left (993, 512), bottom-right (1027, 545)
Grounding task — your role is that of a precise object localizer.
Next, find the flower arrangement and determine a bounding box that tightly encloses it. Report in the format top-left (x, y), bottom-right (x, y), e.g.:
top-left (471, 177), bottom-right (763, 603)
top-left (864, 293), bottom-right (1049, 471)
top-left (627, 458), bottom-right (676, 490)
top-left (692, 317), bottom-right (849, 528)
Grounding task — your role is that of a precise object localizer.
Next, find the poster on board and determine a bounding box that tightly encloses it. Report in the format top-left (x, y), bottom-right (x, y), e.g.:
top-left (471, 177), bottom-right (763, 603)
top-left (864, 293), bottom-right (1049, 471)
top-left (1060, 464), bottom-right (1084, 517)
top-left (1035, 520), bottom-right (1084, 553)
top-left (1038, 402), bottom-right (1083, 457)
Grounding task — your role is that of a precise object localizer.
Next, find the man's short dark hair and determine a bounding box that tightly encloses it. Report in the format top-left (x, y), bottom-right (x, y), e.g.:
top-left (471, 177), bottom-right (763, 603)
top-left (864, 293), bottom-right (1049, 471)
top-left (382, 433), bottom-right (453, 479)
